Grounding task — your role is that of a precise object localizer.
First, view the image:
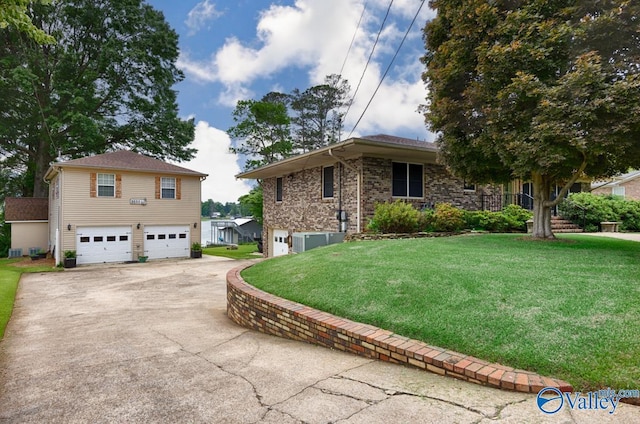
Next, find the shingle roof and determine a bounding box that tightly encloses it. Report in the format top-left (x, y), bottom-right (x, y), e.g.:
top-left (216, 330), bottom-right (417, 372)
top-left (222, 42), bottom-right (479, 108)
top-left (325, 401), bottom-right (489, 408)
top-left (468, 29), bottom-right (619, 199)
top-left (4, 197), bottom-right (48, 222)
top-left (49, 150), bottom-right (207, 177)
top-left (359, 134), bottom-right (436, 149)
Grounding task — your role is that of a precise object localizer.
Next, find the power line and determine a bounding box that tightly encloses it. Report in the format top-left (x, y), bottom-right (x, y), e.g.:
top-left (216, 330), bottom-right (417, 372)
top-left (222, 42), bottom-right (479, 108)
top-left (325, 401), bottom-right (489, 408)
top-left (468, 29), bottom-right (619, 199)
top-left (347, 0), bottom-right (426, 138)
top-left (338, 1), bottom-right (368, 77)
top-left (342, 0), bottom-right (394, 125)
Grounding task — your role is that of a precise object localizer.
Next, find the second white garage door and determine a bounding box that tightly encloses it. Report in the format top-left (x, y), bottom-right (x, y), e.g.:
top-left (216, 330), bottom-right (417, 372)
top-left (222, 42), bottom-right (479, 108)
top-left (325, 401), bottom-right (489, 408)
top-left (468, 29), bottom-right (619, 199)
top-left (272, 229), bottom-right (289, 257)
top-left (144, 225), bottom-right (190, 259)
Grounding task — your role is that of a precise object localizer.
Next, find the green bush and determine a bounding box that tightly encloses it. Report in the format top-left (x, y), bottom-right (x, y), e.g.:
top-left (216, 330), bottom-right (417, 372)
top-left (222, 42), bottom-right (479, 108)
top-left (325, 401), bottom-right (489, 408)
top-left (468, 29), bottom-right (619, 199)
top-left (464, 205), bottom-right (532, 232)
top-left (367, 200), bottom-right (420, 233)
top-left (433, 203), bottom-right (465, 232)
top-left (418, 209), bottom-right (436, 232)
top-left (559, 192), bottom-right (640, 232)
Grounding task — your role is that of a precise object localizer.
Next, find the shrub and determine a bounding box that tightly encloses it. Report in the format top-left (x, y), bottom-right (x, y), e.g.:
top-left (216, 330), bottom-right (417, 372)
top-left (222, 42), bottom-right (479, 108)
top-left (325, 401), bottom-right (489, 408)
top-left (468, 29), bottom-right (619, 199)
top-left (367, 200), bottom-right (420, 233)
top-left (433, 203), bottom-right (465, 232)
top-left (501, 204), bottom-right (533, 231)
top-left (418, 209), bottom-right (436, 232)
top-left (559, 192), bottom-right (640, 232)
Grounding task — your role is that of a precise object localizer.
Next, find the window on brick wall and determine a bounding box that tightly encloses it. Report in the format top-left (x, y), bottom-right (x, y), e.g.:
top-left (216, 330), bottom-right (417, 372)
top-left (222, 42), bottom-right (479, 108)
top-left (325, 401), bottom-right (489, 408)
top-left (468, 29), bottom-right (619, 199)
top-left (322, 166), bottom-right (334, 199)
top-left (276, 177), bottom-right (283, 202)
top-left (392, 162), bottom-right (423, 198)
top-left (463, 181), bottom-right (476, 192)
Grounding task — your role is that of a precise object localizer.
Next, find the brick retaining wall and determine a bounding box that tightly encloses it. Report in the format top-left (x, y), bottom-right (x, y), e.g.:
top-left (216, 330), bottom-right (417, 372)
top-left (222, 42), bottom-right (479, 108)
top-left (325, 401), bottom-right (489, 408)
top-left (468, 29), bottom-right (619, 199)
top-left (227, 264), bottom-right (573, 395)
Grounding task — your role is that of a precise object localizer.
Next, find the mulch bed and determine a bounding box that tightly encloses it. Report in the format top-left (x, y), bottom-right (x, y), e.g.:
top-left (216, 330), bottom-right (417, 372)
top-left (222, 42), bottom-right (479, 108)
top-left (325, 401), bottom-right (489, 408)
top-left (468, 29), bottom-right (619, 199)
top-left (9, 257), bottom-right (56, 268)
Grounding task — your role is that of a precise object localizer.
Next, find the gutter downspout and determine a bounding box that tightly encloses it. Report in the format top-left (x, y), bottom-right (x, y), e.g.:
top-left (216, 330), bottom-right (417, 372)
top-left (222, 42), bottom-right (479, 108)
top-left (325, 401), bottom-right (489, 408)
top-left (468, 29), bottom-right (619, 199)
top-left (328, 149), bottom-right (361, 233)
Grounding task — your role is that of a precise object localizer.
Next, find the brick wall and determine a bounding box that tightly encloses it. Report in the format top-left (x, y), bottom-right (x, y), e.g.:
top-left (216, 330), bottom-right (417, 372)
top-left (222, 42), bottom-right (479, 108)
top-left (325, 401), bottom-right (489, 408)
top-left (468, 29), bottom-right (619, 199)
top-left (227, 264), bottom-right (573, 395)
top-left (592, 179), bottom-right (640, 200)
top-left (261, 157), bottom-right (498, 257)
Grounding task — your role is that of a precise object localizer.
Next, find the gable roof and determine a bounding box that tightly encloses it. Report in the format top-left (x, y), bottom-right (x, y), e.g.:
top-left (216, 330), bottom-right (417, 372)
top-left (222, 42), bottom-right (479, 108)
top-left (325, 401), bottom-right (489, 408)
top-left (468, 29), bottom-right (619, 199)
top-left (591, 170), bottom-right (640, 189)
top-left (236, 134), bottom-right (438, 180)
top-left (45, 150), bottom-right (207, 180)
top-left (4, 197), bottom-right (48, 222)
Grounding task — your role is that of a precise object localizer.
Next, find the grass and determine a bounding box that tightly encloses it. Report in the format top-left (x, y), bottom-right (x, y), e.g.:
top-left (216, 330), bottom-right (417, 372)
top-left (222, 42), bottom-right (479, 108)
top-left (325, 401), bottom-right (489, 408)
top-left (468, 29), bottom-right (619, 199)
top-left (203, 243), bottom-right (260, 260)
top-left (0, 258), bottom-right (60, 339)
top-left (241, 234), bottom-right (640, 391)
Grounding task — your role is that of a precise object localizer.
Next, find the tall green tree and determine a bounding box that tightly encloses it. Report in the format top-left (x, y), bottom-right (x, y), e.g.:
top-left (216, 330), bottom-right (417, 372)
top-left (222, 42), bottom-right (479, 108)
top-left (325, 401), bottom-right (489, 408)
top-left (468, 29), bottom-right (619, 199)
top-left (423, 0), bottom-right (640, 238)
top-left (290, 74), bottom-right (351, 153)
top-left (0, 0), bottom-right (195, 198)
top-left (228, 94), bottom-right (292, 171)
top-left (238, 185), bottom-right (263, 224)
top-left (0, 0), bottom-right (55, 44)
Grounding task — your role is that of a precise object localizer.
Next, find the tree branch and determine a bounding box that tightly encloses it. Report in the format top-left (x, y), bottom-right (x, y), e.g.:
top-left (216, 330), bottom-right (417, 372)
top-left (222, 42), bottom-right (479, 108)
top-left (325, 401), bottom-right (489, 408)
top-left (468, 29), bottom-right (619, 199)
top-left (544, 155), bottom-right (588, 208)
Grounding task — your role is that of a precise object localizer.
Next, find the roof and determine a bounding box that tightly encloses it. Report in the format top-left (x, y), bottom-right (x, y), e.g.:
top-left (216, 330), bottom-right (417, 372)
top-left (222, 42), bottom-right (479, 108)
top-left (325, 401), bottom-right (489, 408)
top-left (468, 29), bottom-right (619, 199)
top-left (45, 150), bottom-right (207, 180)
top-left (591, 170), bottom-right (640, 189)
top-left (4, 197), bottom-right (48, 222)
top-left (236, 134), bottom-right (438, 179)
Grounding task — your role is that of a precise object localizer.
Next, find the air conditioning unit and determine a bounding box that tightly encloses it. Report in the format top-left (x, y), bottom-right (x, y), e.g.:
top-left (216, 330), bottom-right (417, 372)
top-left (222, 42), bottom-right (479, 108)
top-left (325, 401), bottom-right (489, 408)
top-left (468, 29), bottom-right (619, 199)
top-left (292, 232), bottom-right (346, 253)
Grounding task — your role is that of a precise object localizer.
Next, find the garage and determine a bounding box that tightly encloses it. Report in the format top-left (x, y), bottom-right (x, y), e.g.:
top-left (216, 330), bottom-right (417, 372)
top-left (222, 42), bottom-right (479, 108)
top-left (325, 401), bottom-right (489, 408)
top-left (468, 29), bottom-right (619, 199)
top-left (76, 226), bottom-right (132, 265)
top-left (144, 225), bottom-right (190, 260)
top-left (272, 229), bottom-right (289, 257)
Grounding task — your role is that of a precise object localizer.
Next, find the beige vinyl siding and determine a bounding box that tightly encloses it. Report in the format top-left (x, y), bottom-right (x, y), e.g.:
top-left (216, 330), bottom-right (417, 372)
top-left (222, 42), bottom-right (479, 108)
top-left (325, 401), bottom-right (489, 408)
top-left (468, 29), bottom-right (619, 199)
top-left (48, 174), bottom-right (61, 251)
top-left (11, 222), bottom-right (48, 255)
top-left (59, 168), bottom-right (201, 252)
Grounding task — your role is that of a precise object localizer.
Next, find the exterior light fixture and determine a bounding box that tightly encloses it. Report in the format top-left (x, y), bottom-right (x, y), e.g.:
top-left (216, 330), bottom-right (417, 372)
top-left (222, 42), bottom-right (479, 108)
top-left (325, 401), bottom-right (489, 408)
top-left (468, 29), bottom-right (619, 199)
top-left (137, 223), bottom-right (141, 229)
top-left (194, 222), bottom-right (198, 229)
top-left (67, 224), bottom-right (71, 231)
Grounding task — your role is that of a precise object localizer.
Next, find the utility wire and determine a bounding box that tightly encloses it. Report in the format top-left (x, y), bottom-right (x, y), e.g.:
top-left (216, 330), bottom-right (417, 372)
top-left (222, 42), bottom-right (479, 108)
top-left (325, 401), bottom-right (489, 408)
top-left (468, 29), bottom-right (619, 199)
top-left (347, 0), bottom-right (426, 138)
top-left (338, 1), bottom-right (368, 77)
top-left (342, 0), bottom-right (394, 124)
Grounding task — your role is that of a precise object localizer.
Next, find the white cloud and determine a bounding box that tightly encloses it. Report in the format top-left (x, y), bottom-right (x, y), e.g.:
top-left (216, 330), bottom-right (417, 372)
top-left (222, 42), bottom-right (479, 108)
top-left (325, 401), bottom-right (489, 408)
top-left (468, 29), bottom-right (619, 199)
top-left (179, 0), bottom-right (435, 139)
top-left (179, 121), bottom-right (252, 203)
top-left (185, 0), bottom-right (223, 35)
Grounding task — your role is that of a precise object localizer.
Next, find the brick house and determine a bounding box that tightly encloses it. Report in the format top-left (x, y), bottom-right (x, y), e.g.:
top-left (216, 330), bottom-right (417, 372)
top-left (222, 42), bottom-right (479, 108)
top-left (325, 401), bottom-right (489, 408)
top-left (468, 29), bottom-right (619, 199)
top-left (237, 135), bottom-right (499, 257)
top-left (591, 170), bottom-right (640, 200)
top-left (43, 150), bottom-right (207, 265)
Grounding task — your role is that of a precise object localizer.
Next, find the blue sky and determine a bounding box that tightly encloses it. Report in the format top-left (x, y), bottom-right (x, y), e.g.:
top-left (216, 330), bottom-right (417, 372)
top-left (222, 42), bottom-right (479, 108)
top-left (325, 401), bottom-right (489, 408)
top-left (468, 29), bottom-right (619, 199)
top-left (145, 0), bottom-right (435, 202)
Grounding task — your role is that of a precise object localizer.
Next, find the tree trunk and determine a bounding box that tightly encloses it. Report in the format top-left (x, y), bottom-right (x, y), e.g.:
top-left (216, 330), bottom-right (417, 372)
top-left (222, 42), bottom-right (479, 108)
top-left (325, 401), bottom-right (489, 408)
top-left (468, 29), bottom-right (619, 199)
top-left (32, 135), bottom-right (52, 198)
top-left (531, 172), bottom-right (554, 239)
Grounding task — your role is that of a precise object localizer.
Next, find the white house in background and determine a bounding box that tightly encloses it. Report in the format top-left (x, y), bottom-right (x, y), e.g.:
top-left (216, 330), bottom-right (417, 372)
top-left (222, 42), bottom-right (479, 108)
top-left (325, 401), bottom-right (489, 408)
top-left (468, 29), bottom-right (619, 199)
top-left (44, 150), bottom-right (207, 265)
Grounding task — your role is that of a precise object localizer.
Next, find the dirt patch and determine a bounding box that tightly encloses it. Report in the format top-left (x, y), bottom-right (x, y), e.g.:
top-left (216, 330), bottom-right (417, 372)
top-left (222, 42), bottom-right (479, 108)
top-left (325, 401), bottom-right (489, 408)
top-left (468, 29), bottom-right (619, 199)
top-left (9, 257), bottom-right (56, 268)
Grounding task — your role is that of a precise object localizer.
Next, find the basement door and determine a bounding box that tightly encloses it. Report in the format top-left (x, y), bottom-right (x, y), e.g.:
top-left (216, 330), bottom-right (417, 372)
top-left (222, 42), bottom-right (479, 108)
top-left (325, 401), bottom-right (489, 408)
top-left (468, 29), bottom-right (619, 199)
top-left (272, 229), bottom-right (289, 257)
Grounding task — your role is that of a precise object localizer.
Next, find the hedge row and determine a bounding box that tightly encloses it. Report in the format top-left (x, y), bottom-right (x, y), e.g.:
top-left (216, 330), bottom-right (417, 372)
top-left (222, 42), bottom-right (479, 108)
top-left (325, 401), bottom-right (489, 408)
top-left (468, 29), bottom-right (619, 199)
top-left (559, 192), bottom-right (640, 232)
top-left (367, 201), bottom-right (532, 234)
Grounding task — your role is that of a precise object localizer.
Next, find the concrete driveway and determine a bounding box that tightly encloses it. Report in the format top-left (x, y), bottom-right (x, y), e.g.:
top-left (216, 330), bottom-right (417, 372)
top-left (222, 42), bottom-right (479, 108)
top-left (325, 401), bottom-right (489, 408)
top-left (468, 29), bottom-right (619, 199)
top-left (0, 256), bottom-right (637, 423)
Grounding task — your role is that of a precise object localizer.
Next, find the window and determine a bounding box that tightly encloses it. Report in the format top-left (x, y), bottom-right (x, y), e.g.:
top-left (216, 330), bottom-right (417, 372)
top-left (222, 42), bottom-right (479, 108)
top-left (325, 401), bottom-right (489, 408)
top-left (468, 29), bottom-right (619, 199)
top-left (146, 235), bottom-right (155, 240)
top-left (463, 181), bottom-right (476, 192)
top-left (392, 162), bottom-right (423, 198)
top-left (161, 177), bottom-right (176, 199)
top-left (97, 173), bottom-right (115, 197)
top-left (179, 233), bottom-right (187, 239)
top-left (276, 177), bottom-right (283, 202)
top-left (612, 186), bottom-right (626, 198)
top-left (80, 237), bottom-right (90, 243)
top-left (158, 234), bottom-right (166, 240)
top-left (323, 166), bottom-right (334, 199)
top-left (107, 236), bottom-right (116, 242)
top-left (94, 236), bottom-right (103, 242)
top-left (168, 234), bottom-right (176, 239)
top-left (119, 235), bottom-right (128, 241)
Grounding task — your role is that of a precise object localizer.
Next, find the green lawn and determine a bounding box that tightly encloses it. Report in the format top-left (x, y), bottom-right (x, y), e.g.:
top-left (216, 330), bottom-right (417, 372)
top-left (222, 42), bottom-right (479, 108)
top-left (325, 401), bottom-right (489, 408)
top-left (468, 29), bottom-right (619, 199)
top-left (0, 258), bottom-right (60, 339)
top-left (203, 243), bottom-right (260, 260)
top-left (241, 234), bottom-right (640, 391)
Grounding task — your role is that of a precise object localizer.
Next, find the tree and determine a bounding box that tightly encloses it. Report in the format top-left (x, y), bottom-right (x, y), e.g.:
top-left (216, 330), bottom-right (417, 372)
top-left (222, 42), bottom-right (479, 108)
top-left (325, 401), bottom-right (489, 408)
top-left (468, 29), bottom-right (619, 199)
top-left (238, 185), bottom-right (263, 224)
top-left (228, 94), bottom-right (292, 171)
top-left (423, 0), bottom-right (640, 238)
top-left (290, 74), bottom-right (351, 152)
top-left (0, 0), bottom-right (195, 198)
top-left (0, 0), bottom-right (55, 44)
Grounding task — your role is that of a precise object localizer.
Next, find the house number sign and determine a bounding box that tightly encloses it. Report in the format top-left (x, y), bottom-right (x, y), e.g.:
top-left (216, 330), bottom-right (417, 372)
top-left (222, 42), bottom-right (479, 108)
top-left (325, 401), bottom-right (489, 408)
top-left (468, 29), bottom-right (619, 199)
top-left (129, 198), bottom-right (147, 205)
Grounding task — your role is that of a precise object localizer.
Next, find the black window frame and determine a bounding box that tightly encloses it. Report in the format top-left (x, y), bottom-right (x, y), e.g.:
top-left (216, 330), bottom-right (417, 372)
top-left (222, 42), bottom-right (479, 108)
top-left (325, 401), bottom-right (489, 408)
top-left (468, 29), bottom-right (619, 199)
top-left (276, 177), bottom-right (283, 202)
top-left (322, 166), bottom-right (334, 199)
top-left (392, 162), bottom-right (423, 198)
top-left (463, 181), bottom-right (477, 192)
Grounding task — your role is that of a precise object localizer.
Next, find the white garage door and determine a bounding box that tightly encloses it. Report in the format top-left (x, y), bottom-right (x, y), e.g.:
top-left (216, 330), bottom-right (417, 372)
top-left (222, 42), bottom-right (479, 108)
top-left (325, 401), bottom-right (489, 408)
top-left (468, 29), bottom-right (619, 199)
top-left (76, 226), bottom-right (132, 265)
top-left (272, 229), bottom-right (289, 257)
top-left (144, 225), bottom-right (190, 259)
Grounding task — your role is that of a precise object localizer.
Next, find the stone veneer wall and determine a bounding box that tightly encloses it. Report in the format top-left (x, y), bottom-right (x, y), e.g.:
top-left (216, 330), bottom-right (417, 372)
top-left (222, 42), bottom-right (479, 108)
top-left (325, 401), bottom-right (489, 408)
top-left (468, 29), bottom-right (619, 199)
top-left (227, 264), bottom-right (573, 395)
top-left (261, 156), bottom-right (499, 256)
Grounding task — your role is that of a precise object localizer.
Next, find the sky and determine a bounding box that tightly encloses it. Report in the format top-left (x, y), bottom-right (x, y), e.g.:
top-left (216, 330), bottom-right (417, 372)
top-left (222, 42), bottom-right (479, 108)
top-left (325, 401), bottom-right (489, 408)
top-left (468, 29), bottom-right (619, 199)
top-left (145, 0), bottom-right (436, 203)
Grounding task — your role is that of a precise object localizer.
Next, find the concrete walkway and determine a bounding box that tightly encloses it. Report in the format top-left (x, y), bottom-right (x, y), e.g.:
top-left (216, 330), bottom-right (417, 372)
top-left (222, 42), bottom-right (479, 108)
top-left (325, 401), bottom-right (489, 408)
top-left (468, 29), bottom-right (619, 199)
top-left (573, 232), bottom-right (640, 242)
top-left (0, 256), bottom-right (637, 423)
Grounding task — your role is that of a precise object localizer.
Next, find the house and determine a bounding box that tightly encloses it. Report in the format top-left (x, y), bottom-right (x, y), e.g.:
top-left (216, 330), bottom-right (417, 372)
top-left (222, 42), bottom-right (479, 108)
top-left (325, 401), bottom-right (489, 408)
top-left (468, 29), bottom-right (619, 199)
top-left (591, 170), bottom-right (640, 200)
top-left (4, 197), bottom-right (49, 257)
top-left (44, 150), bottom-right (207, 265)
top-left (202, 218), bottom-right (263, 246)
top-left (236, 134), bottom-right (500, 257)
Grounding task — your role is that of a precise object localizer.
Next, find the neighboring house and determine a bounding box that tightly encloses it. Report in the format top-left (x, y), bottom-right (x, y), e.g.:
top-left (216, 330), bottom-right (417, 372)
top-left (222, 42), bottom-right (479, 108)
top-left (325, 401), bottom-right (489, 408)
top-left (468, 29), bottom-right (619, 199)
top-left (237, 134), bottom-right (500, 257)
top-left (44, 150), bottom-right (207, 265)
top-left (203, 218), bottom-right (263, 246)
top-left (591, 170), bottom-right (640, 200)
top-left (4, 197), bottom-right (49, 257)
